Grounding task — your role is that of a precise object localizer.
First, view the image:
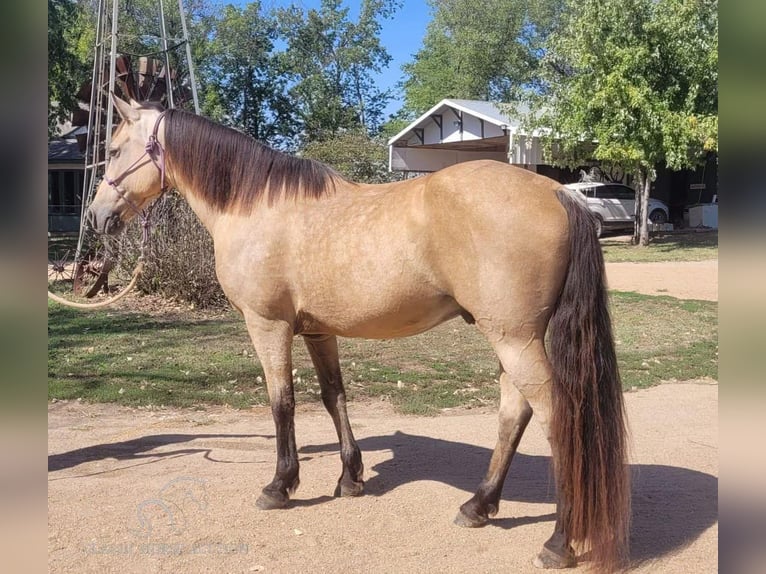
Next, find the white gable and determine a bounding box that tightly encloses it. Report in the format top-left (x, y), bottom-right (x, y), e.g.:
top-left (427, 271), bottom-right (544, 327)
top-left (388, 99), bottom-right (545, 173)
top-left (388, 99), bottom-right (526, 147)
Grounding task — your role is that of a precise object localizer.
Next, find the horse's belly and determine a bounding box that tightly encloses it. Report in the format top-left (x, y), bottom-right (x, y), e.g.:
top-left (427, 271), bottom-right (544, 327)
top-left (298, 295), bottom-right (463, 339)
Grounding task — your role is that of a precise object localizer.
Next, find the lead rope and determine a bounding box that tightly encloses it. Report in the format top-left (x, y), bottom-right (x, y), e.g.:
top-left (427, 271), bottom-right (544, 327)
top-left (48, 112), bottom-right (168, 310)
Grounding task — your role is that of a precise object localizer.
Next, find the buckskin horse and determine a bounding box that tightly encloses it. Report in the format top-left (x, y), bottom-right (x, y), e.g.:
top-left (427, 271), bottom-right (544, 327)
top-left (87, 96), bottom-right (630, 572)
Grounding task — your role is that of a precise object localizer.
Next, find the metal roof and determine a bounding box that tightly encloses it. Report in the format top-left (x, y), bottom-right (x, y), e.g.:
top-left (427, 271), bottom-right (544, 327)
top-left (48, 138), bottom-right (85, 164)
top-left (387, 99), bottom-right (530, 146)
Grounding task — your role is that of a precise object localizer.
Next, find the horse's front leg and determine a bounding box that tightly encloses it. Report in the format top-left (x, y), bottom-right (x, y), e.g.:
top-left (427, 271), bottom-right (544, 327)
top-left (303, 334), bottom-right (364, 497)
top-left (245, 315), bottom-right (299, 510)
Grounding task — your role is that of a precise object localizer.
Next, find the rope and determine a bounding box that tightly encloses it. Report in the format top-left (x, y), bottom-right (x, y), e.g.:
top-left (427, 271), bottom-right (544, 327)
top-left (48, 261), bottom-right (144, 310)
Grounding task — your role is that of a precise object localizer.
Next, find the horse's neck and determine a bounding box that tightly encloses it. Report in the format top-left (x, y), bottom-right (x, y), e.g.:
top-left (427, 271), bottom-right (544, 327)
top-left (173, 178), bottom-right (222, 236)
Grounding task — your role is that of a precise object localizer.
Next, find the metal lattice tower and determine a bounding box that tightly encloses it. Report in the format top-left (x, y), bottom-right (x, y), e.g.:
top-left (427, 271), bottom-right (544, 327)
top-left (73, 0), bottom-right (199, 292)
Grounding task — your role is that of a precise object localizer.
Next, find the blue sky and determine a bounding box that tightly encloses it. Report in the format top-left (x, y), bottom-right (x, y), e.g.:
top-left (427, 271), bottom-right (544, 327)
top-left (229, 0), bottom-right (433, 118)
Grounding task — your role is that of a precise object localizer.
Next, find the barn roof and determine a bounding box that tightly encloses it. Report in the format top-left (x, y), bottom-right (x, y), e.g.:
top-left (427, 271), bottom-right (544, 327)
top-left (387, 99), bottom-right (546, 173)
top-left (387, 99), bottom-right (529, 147)
top-left (48, 126), bottom-right (86, 164)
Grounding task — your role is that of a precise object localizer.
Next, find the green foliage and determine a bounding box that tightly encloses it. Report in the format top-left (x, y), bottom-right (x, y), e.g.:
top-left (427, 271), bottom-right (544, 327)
top-left (301, 129), bottom-right (401, 183)
top-left (534, 0), bottom-right (717, 169)
top-left (196, 2), bottom-right (294, 145)
top-left (275, 0), bottom-right (401, 141)
top-left (48, 0), bottom-right (89, 137)
top-left (402, 0), bottom-right (562, 114)
top-left (529, 0), bottom-right (717, 244)
top-left (48, 0), bottom-right (213, 136)
top-left (103, 0), bottom-right (211, 65)
top-left (49, 1), bottom-right (399, 146)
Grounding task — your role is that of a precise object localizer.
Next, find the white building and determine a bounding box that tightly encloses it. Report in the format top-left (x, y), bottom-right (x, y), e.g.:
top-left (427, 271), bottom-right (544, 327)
top-left (387, 98), bottom-right (558, 175)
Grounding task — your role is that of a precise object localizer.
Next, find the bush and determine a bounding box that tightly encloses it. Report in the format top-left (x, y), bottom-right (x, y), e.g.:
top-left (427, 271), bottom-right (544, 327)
top-left (301, 129), bottom-right (403, 184)
top-left (118, 193), bottom-right (227, 308)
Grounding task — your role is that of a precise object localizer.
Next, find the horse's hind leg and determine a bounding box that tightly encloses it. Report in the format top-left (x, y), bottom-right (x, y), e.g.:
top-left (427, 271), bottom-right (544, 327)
top-left (303, 334), bottom-right (364, 497)
top-left (454, 368), bottom-right (532, 527)
top-left (492, 336), bottom-right (576, 569)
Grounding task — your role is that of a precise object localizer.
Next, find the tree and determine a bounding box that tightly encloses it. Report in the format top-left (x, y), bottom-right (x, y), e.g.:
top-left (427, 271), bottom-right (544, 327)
top-left (48, 0), bottom-right (89, 137)
top-left (196, 2), bottom-right (295, 146)
top-left (275, 0), bottom-right (401, 142)
top-left (530, 0), bottom-right (717, 245)
top-left (48, 0), bottom-right (213, 136)
top-left (402, 0), bottom-right (563, 115)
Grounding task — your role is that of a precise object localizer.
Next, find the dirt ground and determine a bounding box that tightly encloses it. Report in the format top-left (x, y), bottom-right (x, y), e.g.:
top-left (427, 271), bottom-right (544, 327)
top-left (48, 261), bottom-right (718, 573)
top-left (605, 260), bottom-right (718, 301)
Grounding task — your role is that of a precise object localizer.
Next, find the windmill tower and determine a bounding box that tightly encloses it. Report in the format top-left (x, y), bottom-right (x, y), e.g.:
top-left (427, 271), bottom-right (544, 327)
top-left (72, 0), bottom-right (200, 296)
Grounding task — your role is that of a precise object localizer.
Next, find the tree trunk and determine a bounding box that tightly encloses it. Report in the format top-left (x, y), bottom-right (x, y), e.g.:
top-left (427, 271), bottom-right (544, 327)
top-left (353, 66), bottom-right (366, 130)
top-left (633, 167), bottom-right (652, 246)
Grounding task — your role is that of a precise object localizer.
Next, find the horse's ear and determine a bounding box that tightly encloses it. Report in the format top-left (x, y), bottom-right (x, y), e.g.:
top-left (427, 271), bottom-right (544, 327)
top-left (111, 93), bottom-right (140, 123)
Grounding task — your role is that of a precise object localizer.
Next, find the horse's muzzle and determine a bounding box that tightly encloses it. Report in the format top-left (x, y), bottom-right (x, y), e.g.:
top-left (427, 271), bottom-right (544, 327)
top-left (87, 207), bottom-right (125, 235)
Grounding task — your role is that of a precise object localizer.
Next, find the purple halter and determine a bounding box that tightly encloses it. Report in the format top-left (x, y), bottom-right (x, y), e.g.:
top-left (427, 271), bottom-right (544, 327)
top-left (101, 110), bottom-right (168, 241)
top-left (103, 110), bottom-right (168, 215)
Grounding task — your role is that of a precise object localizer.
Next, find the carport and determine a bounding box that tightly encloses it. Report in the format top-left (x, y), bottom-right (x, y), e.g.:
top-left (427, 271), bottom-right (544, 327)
top-left (387, 99), bottom-right (560, 175)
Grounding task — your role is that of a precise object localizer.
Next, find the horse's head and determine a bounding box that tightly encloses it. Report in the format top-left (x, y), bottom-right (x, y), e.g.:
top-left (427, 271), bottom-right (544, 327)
top-left (87, 95), bottom-right (167, 235)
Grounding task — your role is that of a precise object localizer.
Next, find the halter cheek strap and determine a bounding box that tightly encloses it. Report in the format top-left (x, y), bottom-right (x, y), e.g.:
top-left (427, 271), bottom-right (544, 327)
top-left (146, 111), bottom-right (168, 193)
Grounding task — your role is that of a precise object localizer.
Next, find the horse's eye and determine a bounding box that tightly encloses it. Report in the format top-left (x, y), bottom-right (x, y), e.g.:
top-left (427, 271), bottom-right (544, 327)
top-left (108, 148), bottom-right (119, 158)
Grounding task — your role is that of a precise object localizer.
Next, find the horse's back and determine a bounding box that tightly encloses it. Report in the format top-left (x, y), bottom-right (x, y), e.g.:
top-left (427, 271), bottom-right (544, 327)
top-left (423, 159), bottom-right (564, 209)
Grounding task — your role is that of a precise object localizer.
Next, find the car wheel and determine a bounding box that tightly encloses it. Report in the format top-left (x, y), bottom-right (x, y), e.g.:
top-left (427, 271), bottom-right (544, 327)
top-left (649, 209), bottom-right (668, 224)
top-left (594, 215), bottom-right (603, 238)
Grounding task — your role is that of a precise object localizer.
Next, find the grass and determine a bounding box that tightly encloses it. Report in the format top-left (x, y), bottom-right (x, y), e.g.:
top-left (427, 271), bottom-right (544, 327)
top-left (608, 292), bottom-right (717, 388)
top-left (600, 230), bottom-right (718, 262)
top-left (48, 290), bottom-right (717, 415)
top-left (48, 234), bottom-right (79, 261)
top-left (48, 303), bottom-right (265, 409)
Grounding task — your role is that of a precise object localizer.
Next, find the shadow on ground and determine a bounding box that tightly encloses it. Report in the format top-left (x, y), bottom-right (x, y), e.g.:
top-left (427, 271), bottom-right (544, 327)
top-left (49, 429), bottom-right (716, 566)
top-left (48, 433), bottom-right (271, 473)
top-left (302, 431), bottom-right (717, 567)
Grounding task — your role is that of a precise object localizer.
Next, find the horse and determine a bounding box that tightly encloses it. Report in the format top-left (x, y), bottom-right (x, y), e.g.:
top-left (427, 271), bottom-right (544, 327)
top-left (87, 95), bottom-right (630, 572)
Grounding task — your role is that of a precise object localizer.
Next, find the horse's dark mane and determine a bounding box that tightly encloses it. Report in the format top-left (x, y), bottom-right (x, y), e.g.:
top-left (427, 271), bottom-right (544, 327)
top-left (163, 109), bottom-right (338, 212)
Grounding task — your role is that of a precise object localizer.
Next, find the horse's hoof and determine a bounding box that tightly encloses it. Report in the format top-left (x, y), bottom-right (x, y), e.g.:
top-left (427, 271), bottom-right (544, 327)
top-left (334, 480), bottom-right (364, 498)
top-left (453, 508), bottom-right (488, 528)
top-left (255, 490), bottom-right (289, 510)
top-left (532, 546), bottom-right (576, 569)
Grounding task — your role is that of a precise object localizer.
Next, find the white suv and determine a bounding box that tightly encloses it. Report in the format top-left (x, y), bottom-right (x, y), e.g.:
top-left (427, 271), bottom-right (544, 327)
top-left (564, 182), bottom-right (670, 237)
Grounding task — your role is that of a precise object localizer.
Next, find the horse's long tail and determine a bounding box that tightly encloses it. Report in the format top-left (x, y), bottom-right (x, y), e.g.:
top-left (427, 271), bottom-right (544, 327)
top-left (548, 189), bottom-right (630, 572)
